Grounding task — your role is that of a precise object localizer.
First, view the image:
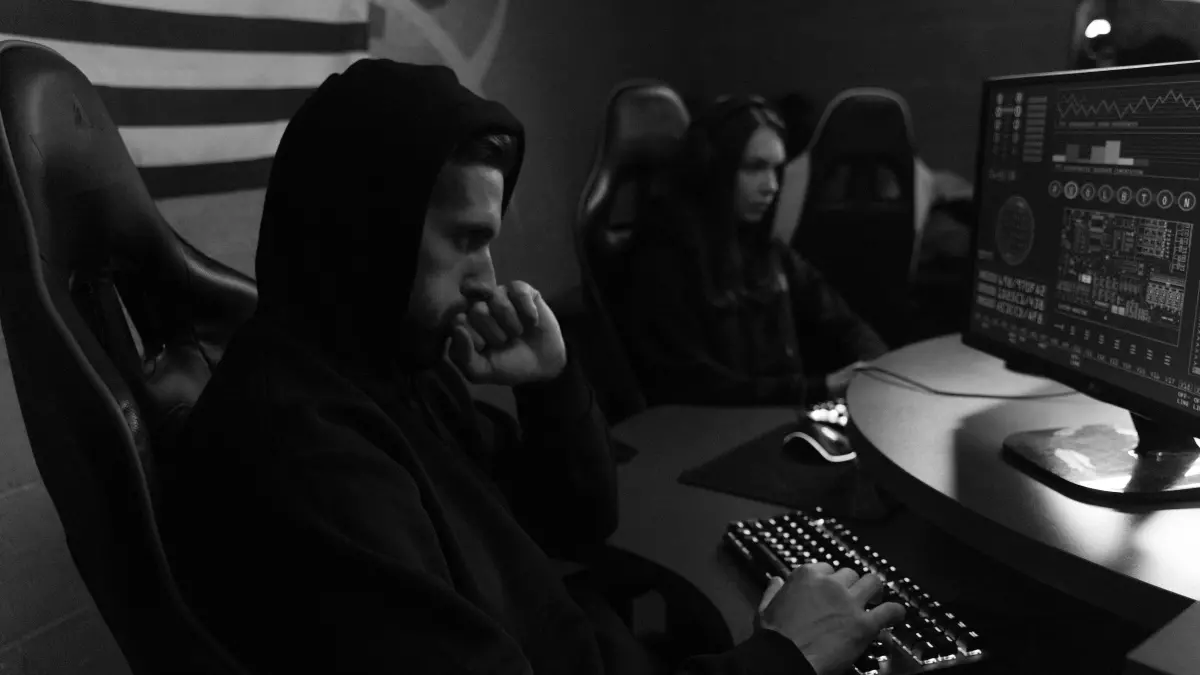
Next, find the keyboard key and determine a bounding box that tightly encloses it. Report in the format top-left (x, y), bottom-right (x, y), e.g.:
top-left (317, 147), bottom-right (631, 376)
top-left (866, 641), bottom-right (889, 662)
top-left (747, 538), bottom-right (791, 578)
top-left (912, 615), bottom-right (941, 635)
top-left (945, 617), bottom-right (971, 640)
top-left (930, 630), bottom-right (961, 658)
top-left (957, 628), bottom-right (984, 656)
top-left (908, 638), bottom-right (946, 664)
top-left (866, 590), bottom-right (904, 609)
top-left (853, 653), bottom-right (881, 674)
top-left (888, 621), bottom-right (918, 645)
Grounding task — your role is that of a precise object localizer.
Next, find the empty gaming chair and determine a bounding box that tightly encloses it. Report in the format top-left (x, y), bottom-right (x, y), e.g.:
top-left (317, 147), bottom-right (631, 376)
top-left (573, 86), bottom-right (738, 658)
top-left (0, 41), bottom-right (256, 674)
top-left (771, 88), bottom-right (937, 346)
top-left (573, 80), bottom-right (690, 423)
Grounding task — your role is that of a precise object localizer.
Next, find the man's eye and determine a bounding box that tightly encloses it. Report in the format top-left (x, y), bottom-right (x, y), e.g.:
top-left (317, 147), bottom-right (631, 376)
top-left (455, 233), bottom-right (486, 252)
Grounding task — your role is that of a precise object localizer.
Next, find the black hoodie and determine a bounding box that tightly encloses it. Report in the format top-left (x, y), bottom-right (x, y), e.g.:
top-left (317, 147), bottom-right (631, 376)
top-left (160, 59), bottom-right (814, 675)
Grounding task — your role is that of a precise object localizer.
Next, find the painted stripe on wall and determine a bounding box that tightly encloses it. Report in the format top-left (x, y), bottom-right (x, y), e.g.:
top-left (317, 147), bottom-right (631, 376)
top-left (3, 0), bottom-right (368, 52)
top-left (0, 0), bottom-right (370, 197)
top-left (95, 86), bottom-right (315, 126)
top-left (78, 0), bottom-right (370, 24)
top-left (140, 158), bottom-right (274, 199)
top-left (120, 121), bottom-right (288, 166)
top-left (0, 36), bottom-right (368, 89)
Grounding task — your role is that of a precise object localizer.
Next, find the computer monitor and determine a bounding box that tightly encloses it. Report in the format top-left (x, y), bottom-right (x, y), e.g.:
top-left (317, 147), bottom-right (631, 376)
top-left (965, 60), bottom-right (1200, 503)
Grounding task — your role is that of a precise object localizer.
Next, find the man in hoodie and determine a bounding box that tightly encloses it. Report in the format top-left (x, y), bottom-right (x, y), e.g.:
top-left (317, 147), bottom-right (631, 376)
top-left (160, 59), bottom-right (903, 675)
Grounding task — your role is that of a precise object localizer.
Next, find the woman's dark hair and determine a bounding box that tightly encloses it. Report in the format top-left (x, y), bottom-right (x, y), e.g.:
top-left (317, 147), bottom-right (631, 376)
top-left (661, 99), bottom-right (788, 306)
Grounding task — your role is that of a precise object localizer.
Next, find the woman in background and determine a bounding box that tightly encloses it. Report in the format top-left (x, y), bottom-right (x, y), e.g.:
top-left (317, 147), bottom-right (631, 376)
top-left (622, 95), bottom-right (887, 407)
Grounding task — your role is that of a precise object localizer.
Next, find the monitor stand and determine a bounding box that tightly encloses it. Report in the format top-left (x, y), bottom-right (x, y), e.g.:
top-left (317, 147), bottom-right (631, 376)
top-left (1002, 413), bottom-right (1200, 504)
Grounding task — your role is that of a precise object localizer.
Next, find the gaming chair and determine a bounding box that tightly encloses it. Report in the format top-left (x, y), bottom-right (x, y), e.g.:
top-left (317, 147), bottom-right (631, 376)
top-left (771, 88), bottom-right (937, 346)
top-left (573, 79), bottom-right (690, 423)
top-left (0, 40), bottom-right (256, 674)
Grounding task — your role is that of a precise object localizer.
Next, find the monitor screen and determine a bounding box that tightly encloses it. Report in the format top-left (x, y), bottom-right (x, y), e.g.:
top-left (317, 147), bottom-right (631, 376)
top-left (968, 62), bottom-right (1200, 420)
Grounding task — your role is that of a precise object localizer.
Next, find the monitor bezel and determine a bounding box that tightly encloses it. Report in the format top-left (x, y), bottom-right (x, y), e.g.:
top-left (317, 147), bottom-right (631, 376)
top-left (963, 59), bottom-right (1200, 435)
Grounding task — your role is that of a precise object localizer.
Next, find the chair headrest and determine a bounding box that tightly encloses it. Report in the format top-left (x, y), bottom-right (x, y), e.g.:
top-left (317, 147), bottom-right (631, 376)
top-left (604, 80), bottom-right (691, 166)
top-left (576, 81), bottom-right (690, 229)
top-left (601, 80), bottom-right (691, 175)
top-left (0, 40), bottom-right (256, 463)
top-left (1, 42), bottom-right (165, 271)
top-left (809, 88), bottom-right (917, 158)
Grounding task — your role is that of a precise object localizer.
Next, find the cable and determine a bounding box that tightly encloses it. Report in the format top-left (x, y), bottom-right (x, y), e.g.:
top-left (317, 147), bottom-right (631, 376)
top-left (853, 364), bottom-right (1080, 400)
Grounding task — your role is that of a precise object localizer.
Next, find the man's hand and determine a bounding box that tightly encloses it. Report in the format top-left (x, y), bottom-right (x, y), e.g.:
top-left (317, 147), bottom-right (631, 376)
top-left (824, 361), bottom-right (870, 399)
top-left (448, 281), bottom-right (567, 386)
top-left (757, 564), bottom-right (904, 675)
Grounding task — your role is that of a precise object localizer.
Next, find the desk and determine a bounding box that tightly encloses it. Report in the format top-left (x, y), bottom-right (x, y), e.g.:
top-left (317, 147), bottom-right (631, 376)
top-left (607, 334), bottom-right (1200, 673)
top-left (847, 334), bottom-right (1200, 630)
top-left (605, 404), bottom-right (1011, 647)
top-left (608, 405), bottom-right (796, 645)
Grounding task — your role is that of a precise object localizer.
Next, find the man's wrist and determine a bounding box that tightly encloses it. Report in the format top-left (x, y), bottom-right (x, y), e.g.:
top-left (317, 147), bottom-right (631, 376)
top-left (726, 629), bottom-right (816, 675)
top-left (513, 355), bottom-right (591, 418)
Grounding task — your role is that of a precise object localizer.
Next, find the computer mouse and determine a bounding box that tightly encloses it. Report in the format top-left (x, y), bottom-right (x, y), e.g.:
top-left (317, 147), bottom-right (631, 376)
top-left (783, 423), bottom-right (857, 464)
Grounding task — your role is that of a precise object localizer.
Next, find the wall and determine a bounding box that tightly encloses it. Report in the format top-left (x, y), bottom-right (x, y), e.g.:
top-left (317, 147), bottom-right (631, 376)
top-left (422, 0), bottom-right (695, 294)
top-left (680, 0), bottom-right (1078, 180)
top-left (146, 1), bottom-right (1086, 296)
top-left (1113, 0), bottom-right (1200, 51)
top-left (163, 0), bottom-right (695, 299)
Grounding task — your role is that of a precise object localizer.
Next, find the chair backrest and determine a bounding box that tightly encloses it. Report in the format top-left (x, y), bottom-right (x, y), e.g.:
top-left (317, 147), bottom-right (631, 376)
top-left (572, 80), bottom-right (689, 422)
top-left (773, 92), bottom-right (819, 160)
top-left (774, 88), bottom-right (925, 346)
top-left (0, 41), bottom-right (256, 674)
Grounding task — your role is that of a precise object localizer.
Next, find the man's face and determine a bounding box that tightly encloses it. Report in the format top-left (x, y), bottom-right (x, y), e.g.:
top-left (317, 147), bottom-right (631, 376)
top-left (403, 163), bottom-right (503, 366)
top-left (733, 126), bottom-right (786, 224)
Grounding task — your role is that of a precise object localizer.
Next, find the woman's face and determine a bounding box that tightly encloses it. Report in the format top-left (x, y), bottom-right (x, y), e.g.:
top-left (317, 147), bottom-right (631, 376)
top-left (733, 126), bottom-right (786, 224)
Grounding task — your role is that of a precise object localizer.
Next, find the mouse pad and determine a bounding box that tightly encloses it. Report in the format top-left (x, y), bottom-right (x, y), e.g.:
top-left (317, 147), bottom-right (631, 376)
top-left (677, 422), bottom-right (892, 520)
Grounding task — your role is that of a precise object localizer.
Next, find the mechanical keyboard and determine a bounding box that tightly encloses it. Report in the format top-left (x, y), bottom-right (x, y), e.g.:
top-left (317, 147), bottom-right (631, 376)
top-left (724, 508), bottom-right (986, 674)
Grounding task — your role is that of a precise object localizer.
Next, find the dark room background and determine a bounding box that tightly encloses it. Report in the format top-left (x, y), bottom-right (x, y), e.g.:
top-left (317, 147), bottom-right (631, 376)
top-left (156, 0), bottom-right (1082, 303)
top-left (0, 0), bottom-right (1088, 670)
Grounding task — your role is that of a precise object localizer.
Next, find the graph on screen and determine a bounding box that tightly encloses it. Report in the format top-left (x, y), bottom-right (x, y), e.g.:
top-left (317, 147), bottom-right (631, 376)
top-left (1050, 80), bottom-right (1200, 182)
top-left (1057, 87), bottom-right (1200, 122)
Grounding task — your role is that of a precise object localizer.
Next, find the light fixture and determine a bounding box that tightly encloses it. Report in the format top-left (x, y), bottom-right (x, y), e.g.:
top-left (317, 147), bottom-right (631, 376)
top-left (1085, 18), bottom-right (1112, 39)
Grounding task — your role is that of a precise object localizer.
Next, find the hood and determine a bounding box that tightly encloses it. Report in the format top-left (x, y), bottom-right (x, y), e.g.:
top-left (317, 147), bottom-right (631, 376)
top-left (253, 59), bottom-right (525, 371)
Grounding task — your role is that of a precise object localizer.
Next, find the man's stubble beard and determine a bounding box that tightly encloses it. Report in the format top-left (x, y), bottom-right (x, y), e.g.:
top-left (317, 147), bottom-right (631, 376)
top-left (394, 310), bottom-right (450, 371)
top-left (399, 300), bottom-right (472, 370)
